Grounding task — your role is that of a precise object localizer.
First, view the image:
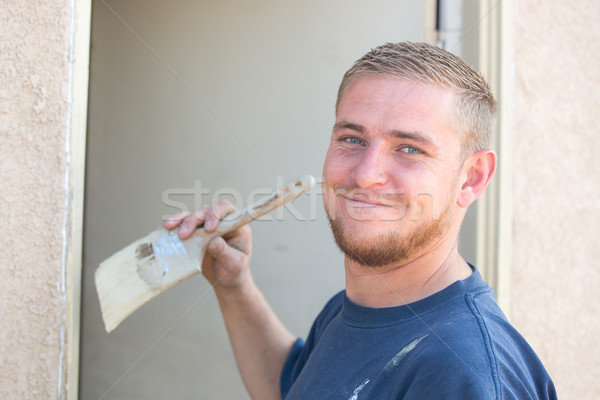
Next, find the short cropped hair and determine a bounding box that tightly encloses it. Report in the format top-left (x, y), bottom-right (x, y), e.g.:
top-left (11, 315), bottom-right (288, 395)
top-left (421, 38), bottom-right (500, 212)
top-left (336, 42), bottom-right (497, 155)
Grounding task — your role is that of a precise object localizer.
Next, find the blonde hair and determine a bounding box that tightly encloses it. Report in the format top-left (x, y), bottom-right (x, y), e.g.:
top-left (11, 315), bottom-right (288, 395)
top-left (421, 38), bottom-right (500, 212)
top-left (336, 42), bottom-right (497, 155)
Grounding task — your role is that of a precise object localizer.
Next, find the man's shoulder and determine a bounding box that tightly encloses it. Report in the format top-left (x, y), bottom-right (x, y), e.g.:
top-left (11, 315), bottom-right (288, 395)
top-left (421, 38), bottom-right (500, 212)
top-left (419, 287), bottom-right (540, 371)
top-left (394, 307), bottom-right (555, 399)
top-left (417, 288), bottom-right (557, 399)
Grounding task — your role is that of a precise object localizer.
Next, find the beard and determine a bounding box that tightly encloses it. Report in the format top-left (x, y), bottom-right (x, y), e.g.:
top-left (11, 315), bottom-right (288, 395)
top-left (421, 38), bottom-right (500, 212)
top-left (326, 192), bottom-right (454, 268)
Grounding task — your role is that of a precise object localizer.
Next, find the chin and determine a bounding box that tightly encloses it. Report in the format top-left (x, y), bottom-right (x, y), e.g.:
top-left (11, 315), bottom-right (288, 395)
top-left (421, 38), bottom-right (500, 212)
top-left (328, 217), bottom-right (408, 267)
top-left (326, 203), bottom-right (453, 268)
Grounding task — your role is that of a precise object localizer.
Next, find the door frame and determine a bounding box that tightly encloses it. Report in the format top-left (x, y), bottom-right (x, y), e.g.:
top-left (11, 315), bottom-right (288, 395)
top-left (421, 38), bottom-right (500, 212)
top-left (65, 0), bottom-right (513, 397)
top-left (64, 0), bottom-right (92, 398)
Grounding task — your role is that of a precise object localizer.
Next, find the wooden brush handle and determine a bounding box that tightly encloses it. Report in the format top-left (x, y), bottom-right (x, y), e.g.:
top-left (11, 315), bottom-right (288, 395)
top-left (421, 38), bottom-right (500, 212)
top-left (209, 174), bottom-right (315, 237)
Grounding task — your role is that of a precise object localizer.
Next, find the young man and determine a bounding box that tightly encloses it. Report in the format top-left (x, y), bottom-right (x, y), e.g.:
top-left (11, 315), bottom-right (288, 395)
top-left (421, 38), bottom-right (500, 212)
top-left (165, 42), bottom-right (556, 399)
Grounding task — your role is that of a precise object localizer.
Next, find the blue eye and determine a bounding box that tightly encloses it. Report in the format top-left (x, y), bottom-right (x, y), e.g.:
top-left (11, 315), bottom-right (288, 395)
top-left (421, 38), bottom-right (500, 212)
top-left (401, 146), bottom-right (422, 155)
top-left (342, 137), bottom-right (364, 146)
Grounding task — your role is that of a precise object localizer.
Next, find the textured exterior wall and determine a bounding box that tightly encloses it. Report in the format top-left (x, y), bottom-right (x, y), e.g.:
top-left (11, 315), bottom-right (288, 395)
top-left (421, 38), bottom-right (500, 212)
top-left (0, 1), bottom-right (87, 398)
top-left (512, 1), bottom-right (600, 398)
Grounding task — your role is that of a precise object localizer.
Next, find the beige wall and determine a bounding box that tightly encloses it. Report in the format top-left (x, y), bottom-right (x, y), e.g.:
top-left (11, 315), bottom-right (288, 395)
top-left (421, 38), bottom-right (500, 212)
top-left (80, 1), bottom-right (423, 399)
top-left (512, 1), bottom-right (600, 398)
top-left (0, 1), bottom-right (90, 399)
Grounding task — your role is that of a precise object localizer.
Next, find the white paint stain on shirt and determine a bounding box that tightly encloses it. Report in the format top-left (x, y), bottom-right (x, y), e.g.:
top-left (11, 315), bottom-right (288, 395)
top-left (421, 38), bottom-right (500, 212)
top-left (384, 334), bottom-right (429, 373)
top-left (348, 378), bottom-right (370, 400)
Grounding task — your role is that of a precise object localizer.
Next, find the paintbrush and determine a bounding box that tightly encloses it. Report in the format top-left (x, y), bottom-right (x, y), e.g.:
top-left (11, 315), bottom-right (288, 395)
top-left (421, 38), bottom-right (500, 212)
top-left (95, 175), bottom-right (315, 332)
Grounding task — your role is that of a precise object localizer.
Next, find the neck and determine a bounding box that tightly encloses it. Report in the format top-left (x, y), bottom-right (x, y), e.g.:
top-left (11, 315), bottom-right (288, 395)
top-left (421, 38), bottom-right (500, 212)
top-left (344, 236), bottom-right (472, 308)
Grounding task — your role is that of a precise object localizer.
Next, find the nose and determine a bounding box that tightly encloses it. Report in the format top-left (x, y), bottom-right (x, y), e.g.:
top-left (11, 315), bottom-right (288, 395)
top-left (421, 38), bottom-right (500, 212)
top-left (352, 143), bottom-right (389, 188)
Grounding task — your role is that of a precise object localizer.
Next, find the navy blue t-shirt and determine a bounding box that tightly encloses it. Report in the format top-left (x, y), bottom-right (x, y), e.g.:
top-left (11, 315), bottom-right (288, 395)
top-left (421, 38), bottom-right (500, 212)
top-left (280, 267), bottom-right (556, 399)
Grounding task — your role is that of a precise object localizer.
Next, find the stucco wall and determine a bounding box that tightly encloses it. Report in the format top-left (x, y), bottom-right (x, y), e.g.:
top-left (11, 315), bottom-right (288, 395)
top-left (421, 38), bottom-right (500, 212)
top-left (0, 1), bottom-right (89, 398)
top-left (512, 1), bottom-right (600, 398)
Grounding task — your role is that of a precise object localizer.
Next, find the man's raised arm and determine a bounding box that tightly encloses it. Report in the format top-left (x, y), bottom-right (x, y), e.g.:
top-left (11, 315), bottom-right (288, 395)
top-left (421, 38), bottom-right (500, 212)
top-left (164, 201), bottom-right (296, 400)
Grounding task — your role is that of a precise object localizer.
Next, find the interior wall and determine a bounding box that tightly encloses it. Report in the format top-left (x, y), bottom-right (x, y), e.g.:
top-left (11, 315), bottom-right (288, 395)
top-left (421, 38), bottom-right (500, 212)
top-left (81, 1), bottom-right (423, 399)
top-left (512, 1), bottom-right (600, 398)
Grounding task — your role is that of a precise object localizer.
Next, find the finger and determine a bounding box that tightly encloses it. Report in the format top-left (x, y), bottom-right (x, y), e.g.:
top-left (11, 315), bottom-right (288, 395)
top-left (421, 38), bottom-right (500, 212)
top-left (163, 211), bottom-right (189, 230)
top-left (178, 204), bottom-right (211, 238)
top-left (203, 199), bottom-right (237, 233)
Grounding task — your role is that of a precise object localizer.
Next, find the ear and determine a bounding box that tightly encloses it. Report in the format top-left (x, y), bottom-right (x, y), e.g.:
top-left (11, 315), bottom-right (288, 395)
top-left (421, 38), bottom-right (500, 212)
top-left (457, 149), bottom-right (496, 208)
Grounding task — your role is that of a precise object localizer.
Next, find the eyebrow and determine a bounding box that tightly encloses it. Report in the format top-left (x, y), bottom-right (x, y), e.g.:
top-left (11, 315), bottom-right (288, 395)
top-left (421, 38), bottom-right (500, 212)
top-left (333, 121), bottom-right (438, 149)
top-left (333, 121), bottom-right (365, 134)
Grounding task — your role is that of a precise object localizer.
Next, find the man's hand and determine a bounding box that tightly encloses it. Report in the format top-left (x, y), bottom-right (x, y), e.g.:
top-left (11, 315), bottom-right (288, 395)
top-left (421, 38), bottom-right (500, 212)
top-left (163, 200), bottom-right (253, 290)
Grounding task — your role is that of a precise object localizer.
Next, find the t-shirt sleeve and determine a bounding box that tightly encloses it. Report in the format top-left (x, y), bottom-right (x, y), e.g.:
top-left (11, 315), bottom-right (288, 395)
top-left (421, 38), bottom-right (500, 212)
top-left (279, 337), bottom-right (305, 397)
top-left (279, 319), bottom-right (322, 398)
top-left (279, 290), bottom-right (345, 398)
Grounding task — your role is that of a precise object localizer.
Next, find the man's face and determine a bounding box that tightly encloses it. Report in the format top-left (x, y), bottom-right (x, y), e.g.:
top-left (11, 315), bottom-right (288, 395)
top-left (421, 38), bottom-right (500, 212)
top-left (322, 76), bottom-right (466, 268)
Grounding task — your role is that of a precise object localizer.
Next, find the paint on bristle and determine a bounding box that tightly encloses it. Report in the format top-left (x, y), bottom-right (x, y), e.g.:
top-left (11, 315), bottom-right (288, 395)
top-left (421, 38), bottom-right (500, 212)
top-left (135, 242), bottom-right (155, 260)
top-left (136, 230), bottom-right (189, 288)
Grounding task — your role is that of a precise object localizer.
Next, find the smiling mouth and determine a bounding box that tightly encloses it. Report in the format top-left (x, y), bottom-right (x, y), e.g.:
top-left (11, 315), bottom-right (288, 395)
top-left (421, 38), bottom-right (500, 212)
top-left (339, 191), bottom-right (403, 207)
top-left (345, 197), bottom-right (391, 208)
top-left (338, 196), bottom-right (408, 222)
top-left (328, 187), bottom-right (407, 218)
